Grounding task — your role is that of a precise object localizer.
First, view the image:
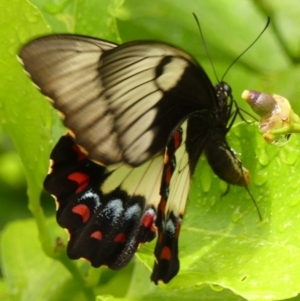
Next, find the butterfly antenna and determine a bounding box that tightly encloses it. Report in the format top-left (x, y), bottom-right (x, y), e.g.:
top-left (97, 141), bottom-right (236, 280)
top-left (245, 182), bottom-right (263, 221)
top-left (222, 17), bottom-right (270, 81)
top-left (193, 13), bottom-right (220, 83)
top-left (219, 166), bottom-right (262, 221)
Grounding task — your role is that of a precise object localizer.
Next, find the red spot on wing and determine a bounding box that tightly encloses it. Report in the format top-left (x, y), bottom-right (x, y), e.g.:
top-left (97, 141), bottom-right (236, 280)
top-left (72, 144), bottom-right (86, 161)
top-left (160, 246), bottom-right (171, 260)
top-left (91, 231), bottom-right (102, 241)
top-left (68, 172), bottom-right (89, 193)
top-left (114, 233), bottom-right (126, 243)
top-left (173, 130), bottom-right (182, 149)
top-left (142, 212), bottom-right (156, 232)
top-left (72, 204), bottom-right (90, 223)
top-left (142, 213), bottom-right (154, 228)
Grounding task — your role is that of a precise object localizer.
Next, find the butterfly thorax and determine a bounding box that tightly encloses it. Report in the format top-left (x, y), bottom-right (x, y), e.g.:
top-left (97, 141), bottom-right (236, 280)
top-left (209, 81), bottom-right (234, 131)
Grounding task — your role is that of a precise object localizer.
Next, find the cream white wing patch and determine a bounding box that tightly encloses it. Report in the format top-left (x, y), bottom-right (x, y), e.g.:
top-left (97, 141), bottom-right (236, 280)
top-left (103, 153), bottom-right (164, 210)
top-left (99, 43), bottom-right (193, 166)
top-left (164, 121), bottom-right (190, 217)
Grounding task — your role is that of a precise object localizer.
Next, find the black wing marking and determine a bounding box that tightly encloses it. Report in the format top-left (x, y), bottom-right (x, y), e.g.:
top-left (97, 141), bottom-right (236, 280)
top-left (19, 35), bottom-right (219, 166)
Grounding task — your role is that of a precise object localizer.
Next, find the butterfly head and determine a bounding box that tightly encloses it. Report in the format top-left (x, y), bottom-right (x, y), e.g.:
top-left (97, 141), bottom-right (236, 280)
top-left (215, 81), bottom-right (232, 103)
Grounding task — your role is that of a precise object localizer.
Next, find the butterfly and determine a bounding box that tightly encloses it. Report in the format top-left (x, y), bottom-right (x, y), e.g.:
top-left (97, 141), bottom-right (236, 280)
top-left (19, 34), bottom-right (250, 284)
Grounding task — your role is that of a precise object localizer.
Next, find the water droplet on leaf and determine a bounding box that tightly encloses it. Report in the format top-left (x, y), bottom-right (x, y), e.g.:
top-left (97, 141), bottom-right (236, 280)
top-left (254, 170), bottom-right (268, 186)
top-left (198, 159), bottom-right (212, 193)
top-left (44, 0), bottom-right (72, 14)
top-left (231, 208), bottom-right (243, 223)
top-left (25, 10), bottom-right (38, 23)
top-left (210, 284), bottom-right (223, 292)
top-left (280, 145), bottom-right (298, 165)
top-left (257, 149), bottom-right (269, 166)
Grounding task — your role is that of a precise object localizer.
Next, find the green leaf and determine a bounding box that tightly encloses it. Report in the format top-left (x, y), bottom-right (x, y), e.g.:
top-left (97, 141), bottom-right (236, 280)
top-left (0, 279), bottom-right (11, 301)
top-left (0, 0), bottom-right (53, 191)
top-left (1, 219), bottom-right (89, 301)
top-left (0, 0), bottom-right (56, 261)
top-left (2, 0), bottom-right (300, 301)
top-left (27, 0), bottom-right (124, 38)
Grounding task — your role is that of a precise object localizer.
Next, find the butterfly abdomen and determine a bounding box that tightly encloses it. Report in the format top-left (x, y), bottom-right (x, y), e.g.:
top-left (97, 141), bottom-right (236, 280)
top-left (205, 132), bottom-right (250, 186)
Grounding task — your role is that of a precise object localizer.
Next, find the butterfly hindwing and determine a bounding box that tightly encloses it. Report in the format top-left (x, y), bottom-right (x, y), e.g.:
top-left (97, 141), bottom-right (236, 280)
top-left (151, 119), bottom-right (199, 283)
top-left (45, 134), bottom-right (162, 269)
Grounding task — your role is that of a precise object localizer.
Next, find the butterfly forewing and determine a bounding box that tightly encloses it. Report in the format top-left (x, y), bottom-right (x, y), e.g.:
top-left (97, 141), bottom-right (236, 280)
top-left (20, 35), bottom-right (220, 167)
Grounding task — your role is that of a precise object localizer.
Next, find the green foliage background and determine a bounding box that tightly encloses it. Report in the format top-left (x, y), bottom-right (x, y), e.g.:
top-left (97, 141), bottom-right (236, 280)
top-left (1, 0), bottom-right (300, 300)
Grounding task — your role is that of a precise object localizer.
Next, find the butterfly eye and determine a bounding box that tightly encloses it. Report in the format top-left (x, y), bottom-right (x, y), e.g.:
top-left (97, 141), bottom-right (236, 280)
top-left (215, 82), bottom-right (232, 102)
top-left (222, 82), bottom-right (232, 97)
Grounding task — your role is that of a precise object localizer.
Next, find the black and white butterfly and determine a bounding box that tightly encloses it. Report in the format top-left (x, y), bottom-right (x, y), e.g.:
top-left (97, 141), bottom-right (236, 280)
top-left (19, 34), bottom-right (250, 283)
